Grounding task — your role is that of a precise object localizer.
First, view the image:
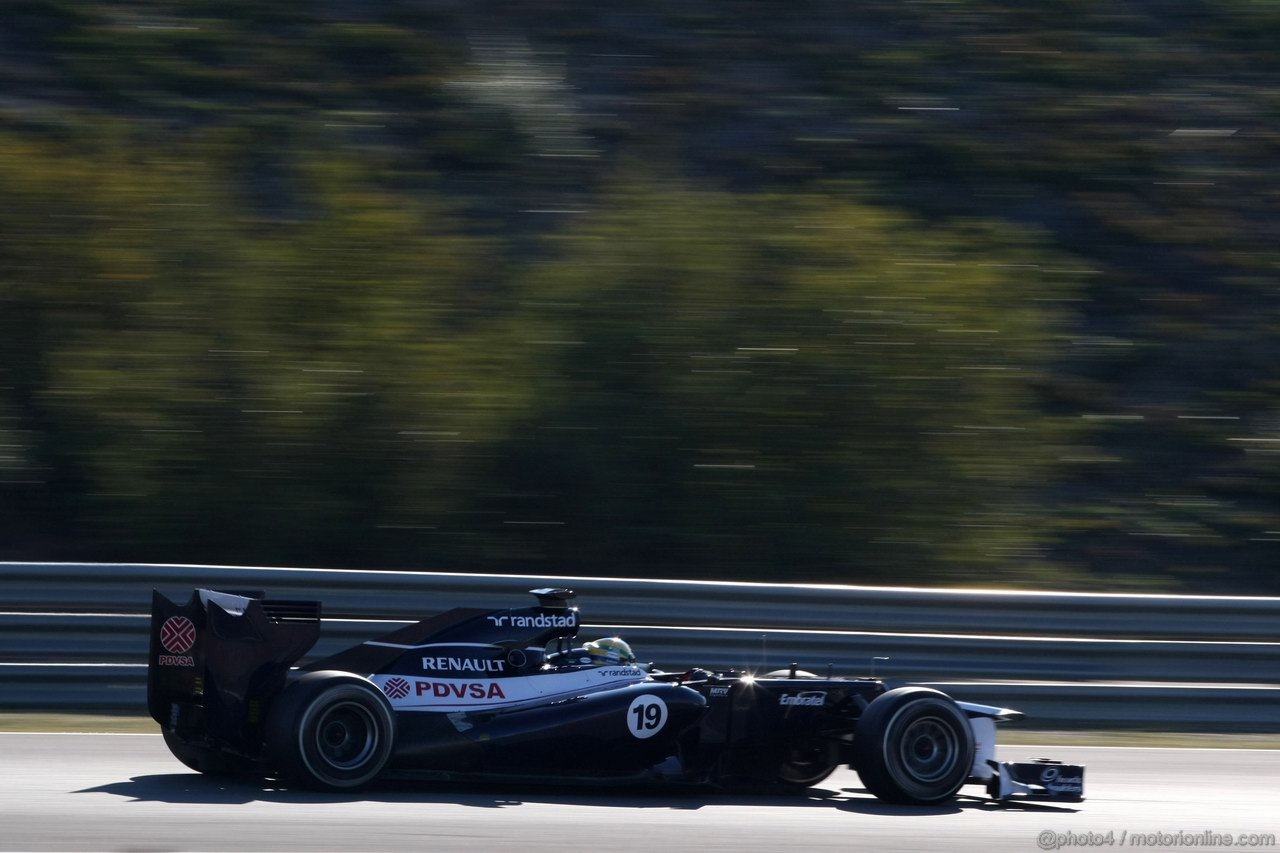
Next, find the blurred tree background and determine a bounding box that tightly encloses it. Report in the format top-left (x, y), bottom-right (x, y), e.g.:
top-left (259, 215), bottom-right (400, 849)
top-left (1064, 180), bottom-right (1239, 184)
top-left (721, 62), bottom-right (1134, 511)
top-left (1, 1), bottom-right (1277, 591)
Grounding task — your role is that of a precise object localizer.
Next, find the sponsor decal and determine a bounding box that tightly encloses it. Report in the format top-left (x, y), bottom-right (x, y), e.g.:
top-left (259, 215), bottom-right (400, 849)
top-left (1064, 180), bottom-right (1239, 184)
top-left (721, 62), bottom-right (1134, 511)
top-left (710, 686), bottom-right (730, 697)
top-left (486, 612), bottom-right (578, 629)
top-left (160, 616), bottom-right (196, 654)
top-left (415, 680), bottom-right (507, 700)
top-left (1046, 778), bottom-right (1083, 795)
top-left (1040, 766), bottom-right (1084, 794)
top-left (421, 656), bottom-right (506, 674)
top-left (383, 677), bottom-right (411, 700)
top-left (373, 666), bottom-right (648, 712)
top-left (157, 616), bottom-right (196, 665)
top-left (627, 694), bottom-right (668, 739)
top-left (778, 691), bottom-right (826, 707)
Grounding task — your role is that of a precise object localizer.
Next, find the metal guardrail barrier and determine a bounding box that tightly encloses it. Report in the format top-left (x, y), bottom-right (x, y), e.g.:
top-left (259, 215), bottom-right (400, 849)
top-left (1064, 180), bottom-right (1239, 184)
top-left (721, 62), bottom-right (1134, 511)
top-left (5, 562), bottom-right (1280, 638)
top-left (2, 563), bottom-right (1278, 728)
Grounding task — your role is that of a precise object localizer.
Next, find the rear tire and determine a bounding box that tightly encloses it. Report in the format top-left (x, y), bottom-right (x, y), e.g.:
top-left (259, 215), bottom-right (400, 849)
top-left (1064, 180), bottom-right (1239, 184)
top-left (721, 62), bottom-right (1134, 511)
top-left (777, 735), bottom-right (841, 791)
top-left (765, 670), bottom-right (836, 790)
top-left (265, 671), bottom-right (396, 791)
top-left (763, 669), bottom-right (820, 678)
top-left (852, 687), bottom-right (974, 805)
top-left (162, 729), bottom-right (251, 777)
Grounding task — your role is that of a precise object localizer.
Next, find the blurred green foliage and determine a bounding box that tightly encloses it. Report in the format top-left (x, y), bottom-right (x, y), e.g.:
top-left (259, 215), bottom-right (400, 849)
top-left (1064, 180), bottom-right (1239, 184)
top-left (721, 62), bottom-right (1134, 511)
top-left (1, 1), bottom-right (1276, 590)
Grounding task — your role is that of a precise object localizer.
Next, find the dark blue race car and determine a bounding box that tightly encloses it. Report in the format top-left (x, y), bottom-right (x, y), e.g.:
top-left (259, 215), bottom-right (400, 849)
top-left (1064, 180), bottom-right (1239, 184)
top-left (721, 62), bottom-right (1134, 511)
top-left (148, 587), bottom-right (1083, 804)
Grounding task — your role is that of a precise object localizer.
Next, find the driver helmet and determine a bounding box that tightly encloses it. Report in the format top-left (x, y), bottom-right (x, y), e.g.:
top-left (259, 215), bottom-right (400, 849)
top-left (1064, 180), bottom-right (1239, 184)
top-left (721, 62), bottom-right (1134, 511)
top-left (584, 637), bottom-right (636, 665)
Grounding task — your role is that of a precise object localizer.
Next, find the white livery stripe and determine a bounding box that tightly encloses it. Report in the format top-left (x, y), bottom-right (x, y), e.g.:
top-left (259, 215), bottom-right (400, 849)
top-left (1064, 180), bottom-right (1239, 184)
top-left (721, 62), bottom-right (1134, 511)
top-left (370, 667), bottom-right (648, 713)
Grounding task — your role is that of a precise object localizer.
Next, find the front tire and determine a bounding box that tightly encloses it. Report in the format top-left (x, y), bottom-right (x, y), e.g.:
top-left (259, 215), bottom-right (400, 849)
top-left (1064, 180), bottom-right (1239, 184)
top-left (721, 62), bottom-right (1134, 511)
top-left (852, 687), bottom-right (974, 805)
top-left (265, 671), bottom-right (396, 791)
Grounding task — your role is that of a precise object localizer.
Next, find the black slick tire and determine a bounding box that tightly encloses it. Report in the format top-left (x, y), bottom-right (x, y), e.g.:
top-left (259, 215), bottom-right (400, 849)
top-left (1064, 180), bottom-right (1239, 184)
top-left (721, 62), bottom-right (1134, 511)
top-left (777, 735), bottom-right (841, 791)
top-left (851, 686), bottom-right (974, 805)
top-left (265, 671), bottom-right (396, 791)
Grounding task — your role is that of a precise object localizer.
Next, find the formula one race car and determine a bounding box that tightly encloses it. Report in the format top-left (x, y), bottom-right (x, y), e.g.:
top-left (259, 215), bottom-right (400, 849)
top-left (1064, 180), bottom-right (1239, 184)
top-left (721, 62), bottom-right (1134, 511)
top-left (148, 587), bottom-right (1084, 804)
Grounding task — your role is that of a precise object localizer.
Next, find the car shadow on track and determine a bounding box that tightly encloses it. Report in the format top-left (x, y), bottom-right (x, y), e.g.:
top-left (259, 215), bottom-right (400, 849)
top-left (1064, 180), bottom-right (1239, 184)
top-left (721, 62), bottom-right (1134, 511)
top-left (77, 774), bottom-right (1079, 815)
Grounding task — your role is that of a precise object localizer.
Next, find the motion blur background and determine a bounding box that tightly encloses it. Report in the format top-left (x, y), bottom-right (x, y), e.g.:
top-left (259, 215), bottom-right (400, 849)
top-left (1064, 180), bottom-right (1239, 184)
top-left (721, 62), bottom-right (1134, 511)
top-left (1, 1), bottom-right (1276, 592)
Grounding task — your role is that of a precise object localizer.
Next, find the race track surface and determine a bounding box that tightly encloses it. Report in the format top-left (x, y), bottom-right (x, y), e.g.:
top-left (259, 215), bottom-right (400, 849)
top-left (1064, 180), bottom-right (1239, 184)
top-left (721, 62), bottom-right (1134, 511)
top-left (1, 733), bottom-right (1275, 852)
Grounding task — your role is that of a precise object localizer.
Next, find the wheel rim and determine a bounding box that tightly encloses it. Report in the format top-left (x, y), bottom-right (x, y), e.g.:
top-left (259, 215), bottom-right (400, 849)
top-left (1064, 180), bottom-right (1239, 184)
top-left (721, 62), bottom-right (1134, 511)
top-left (313, 701), bottom-right (378, 771)
top-left (896, 715), bottom-right (959, 784)
top-left (779, 739), bottom-right (839, 786)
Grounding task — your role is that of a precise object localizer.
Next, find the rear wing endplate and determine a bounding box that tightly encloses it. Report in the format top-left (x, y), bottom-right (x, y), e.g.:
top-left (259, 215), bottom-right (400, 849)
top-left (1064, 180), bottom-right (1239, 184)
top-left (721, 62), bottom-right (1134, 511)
top-left (147, 588), bottom-right (320, 746)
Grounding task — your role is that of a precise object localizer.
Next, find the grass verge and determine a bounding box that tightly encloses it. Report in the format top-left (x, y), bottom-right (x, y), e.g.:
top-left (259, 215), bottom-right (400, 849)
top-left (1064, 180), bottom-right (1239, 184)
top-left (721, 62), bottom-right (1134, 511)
top-left (0, 712), bottom-right (158, 734)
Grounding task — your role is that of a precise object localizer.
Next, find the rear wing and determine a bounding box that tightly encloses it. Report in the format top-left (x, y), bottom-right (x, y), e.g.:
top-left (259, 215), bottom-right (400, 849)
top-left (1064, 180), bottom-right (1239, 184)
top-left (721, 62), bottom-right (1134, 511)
top-left (148, 589), bottom-right (320, 748)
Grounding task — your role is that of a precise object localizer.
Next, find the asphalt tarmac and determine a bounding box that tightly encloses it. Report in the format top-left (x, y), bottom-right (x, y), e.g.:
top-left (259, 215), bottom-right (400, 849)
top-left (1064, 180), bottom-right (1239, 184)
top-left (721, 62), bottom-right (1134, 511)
top-left (1, 733), bottom-right (1276, 852)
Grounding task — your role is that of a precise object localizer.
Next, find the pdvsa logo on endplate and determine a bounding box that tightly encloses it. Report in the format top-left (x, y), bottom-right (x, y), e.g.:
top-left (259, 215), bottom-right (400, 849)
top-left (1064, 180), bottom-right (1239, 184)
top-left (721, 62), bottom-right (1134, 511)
top-left (159, 616), bottom-right (196, 666)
